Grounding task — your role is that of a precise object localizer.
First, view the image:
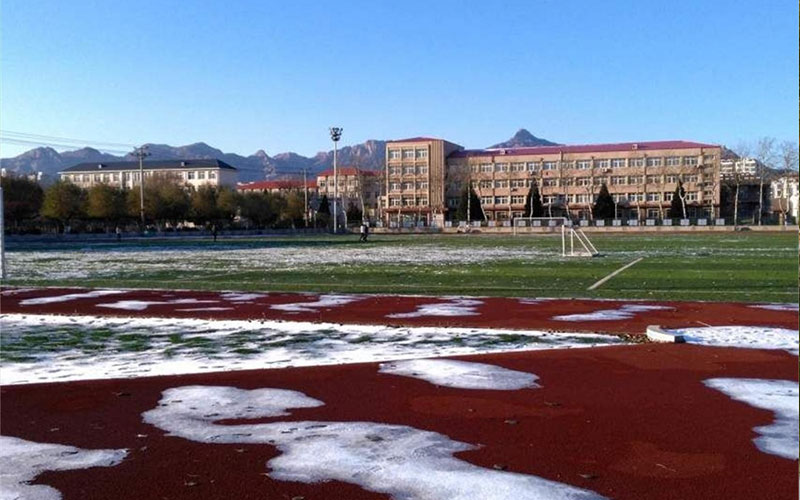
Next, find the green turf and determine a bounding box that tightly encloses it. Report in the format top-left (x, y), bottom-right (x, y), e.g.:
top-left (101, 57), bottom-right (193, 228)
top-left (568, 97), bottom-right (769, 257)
top-left (4, 232), bottom-right (798, 302)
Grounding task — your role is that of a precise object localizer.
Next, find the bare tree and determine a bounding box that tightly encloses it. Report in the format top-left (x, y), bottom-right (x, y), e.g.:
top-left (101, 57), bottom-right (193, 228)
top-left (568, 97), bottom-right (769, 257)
top-left (755, 137), bottom-right (777, 225)
top-left (779, 141), bottom-right (799, 171)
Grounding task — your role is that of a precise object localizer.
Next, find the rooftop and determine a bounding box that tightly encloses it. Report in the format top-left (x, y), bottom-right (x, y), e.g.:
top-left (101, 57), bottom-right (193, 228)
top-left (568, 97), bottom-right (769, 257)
top-left (237, 179), bottom-right (316, 191)
top-left (61, 159), bottom-right (237, 173)
top-left (449, 140), bottom-right (720, 159)
top-left (317, 167), bottom-right (379, 177)
top-left (386, 136), bottom-right (443, 144)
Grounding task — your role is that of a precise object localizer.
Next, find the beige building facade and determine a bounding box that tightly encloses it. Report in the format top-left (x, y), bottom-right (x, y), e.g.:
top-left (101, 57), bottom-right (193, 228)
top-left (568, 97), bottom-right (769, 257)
top-left (60, 159), bottom-right (238, 189)
top-left (384, 139), bottom-right (722, 224)
top-left (317, 166), bottom-right (381, 217)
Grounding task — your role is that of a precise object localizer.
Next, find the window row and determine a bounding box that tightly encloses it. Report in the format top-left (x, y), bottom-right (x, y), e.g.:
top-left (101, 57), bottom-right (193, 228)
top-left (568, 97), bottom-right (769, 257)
top-left (389, 182), bottom-right (429, 191)
top-left (388, 166), bottom-right (429, 175)
top-left (388, 197), bottom-right (428, 206)
top-left (464, 155), bottom-right (709, 173)
top-left (388, 148), bottom-right (429, 160)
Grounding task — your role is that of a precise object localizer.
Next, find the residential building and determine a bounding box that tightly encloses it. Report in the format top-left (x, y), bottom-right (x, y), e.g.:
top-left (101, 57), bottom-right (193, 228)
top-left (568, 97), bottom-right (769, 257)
top-left (316, 166), bottom-right (381, 218)
top-left (59, 159), bottom-right (237, 189)
top-left (384, 139), bottom-right (722, 225)
top-left (237, 179), bottom-right (318, 196)
top-left (770, 172), bottom-right (799, 222)
top-left (720, 157), bottom-right (761, 177)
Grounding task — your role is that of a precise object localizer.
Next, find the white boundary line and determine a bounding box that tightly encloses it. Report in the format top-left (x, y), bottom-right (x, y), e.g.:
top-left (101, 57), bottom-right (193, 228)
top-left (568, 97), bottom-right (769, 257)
top-left (587, 257), bottom-right (644, 291)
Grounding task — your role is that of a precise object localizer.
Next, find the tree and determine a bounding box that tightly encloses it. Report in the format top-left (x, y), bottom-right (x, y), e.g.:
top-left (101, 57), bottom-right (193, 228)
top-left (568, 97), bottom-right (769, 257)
top-left (346, 199), bottom-right (362, 225)
top-left (41, 181), bottom-right (85, 232)
top-left (755, 137), bottom-right (777, 225)
top-left (239, 192), bottom-right (273, 228)
top-left (190, 185), bottom-right (219, 227)
top-left (1, 175), bottom-right (44, 228)
top-left (779, 141), bottom-right (799, 172)
top-left (669, 181), bottom-right (686, 218)
top-left (283, 192), bottom-right (306, 228)
top-left (455, 186), bottom-right (482, 221)
top-left (317, 194), bottom-right (330, 216)
top-left (592, 183), bottom-right (615, 219)
top-left (86, 184), bottom-right (126, 228)
top-left (216, 187), bottom-right (239, 223)
top-left (523, 180), bottom-right (544, 218)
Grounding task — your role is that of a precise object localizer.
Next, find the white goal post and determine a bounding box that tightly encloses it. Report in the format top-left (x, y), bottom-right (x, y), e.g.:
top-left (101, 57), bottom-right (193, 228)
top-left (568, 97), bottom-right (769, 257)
top-left (512, 217), bottom-right (599, 257)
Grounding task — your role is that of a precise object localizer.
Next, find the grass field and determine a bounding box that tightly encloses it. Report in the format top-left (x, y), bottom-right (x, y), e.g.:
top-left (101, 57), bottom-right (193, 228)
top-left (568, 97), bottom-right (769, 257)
top-left (4, 232), bottom-right (798, 302)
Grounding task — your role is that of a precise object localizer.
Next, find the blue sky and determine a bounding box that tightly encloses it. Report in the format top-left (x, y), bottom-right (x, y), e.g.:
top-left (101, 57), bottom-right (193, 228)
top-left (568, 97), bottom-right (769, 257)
top-left (1, 0), bottom-right (797, 158)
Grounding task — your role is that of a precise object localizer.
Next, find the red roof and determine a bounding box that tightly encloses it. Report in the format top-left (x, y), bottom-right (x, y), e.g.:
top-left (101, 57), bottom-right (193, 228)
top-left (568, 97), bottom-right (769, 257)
top-left (237, 180), bottom-right (316, 191)
top-left (449, 140), bottom-right (720, 159)
top-left (387, 136), bottom-right (442, 143)
top-left (317, 167), bottom-right (379, 177)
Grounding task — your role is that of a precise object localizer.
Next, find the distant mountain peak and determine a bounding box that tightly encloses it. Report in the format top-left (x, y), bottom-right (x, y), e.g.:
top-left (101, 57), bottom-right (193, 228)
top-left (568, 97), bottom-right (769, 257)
top-left (489, 129), bottom-right (560, 149)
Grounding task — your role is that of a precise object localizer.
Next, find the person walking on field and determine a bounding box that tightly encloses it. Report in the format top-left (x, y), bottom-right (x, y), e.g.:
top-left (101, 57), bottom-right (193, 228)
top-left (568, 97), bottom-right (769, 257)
top-left (359, 221), bottom-right (369, 242)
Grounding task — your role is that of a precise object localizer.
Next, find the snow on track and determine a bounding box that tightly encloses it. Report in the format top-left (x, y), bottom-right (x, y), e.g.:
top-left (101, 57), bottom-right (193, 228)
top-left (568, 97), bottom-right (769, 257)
top-left (552, 304), bottom-right (673, 322)
top-left (378, 359), bottom-right (539, 390)
top-left (671, 326), bottom-right (799, 355)
top-left (18, 289), bottom-right (124, 306)
top-left (97, 298), bottom-right (219, 311)
top-left (143, 385), bottom-right (606, 500)
top-left (0, 435), bottom-right (127, 500)
top-left (704, 378), bottom-right (799, 460)
top-left (271, 294), bottom-right (363, 313)
top-left (0, 314), bottom-right (625, 385)
top-left (749, 304), bottom-right (798, 312)
top-left (387, 298), bottom-right (482, 318)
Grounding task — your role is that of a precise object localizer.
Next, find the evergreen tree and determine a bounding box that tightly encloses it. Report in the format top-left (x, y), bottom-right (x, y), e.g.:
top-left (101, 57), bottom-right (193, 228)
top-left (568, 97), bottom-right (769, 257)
top-left (592, 183), bottom-right (615, 219)
top-left (455, 186), bottom-right (483, 221)
top-left (524, 181), bottom-right (544, 218)
top-left (1, 176), bottom-right (44, 228)
top-left (346, 200), bottom-right (362, 223)
top-left (317, 195), bottom-right (330, 215)
top-left (669, 181), bottom-right (686, 218)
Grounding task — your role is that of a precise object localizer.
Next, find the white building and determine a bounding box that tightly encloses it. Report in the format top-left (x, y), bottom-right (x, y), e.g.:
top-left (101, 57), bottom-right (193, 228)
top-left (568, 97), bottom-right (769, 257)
top-left (720, 157), bottom-right (761, 177)
top-left (770, 173), bottom-right (799, 222)
top-left (59, 159), bottom-right (238, 189)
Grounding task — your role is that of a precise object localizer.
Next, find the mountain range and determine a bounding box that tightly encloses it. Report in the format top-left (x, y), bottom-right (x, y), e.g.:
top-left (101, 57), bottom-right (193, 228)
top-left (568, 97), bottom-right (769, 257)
top-left (0, 129), bottom-right (557, 183)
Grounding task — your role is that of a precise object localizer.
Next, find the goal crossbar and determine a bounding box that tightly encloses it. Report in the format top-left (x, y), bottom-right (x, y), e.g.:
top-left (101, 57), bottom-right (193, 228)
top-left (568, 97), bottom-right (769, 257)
top-left (512, 217), bottom-right (599, 257)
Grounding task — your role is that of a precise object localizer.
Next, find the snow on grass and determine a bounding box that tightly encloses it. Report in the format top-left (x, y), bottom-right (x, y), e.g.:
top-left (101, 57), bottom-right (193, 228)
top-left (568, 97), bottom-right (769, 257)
top-left (97, 298), bottom-right (219, 311)
top-left (378, 359), bottom-right (539, 390)
top-left (552, 304), bottom-right (673, 322)
top-left (143, 385), bottom-right (605, 500)
top-left (0, 435), bottom-right (127, 500)
top-left (670, 326), bottom-right (799, 355)
top-left (271, 294), bottom-right (363, 313)
top-left (749, 303), bottom-right (798, 312)
top-left (18, 290), bottom-right (124, 306)
top-left (387, 299), bottom-right (482, 318)
top-left (0, 314), bottom-right (625, 385)
top-left (704, 378), bottom-right (799, 460)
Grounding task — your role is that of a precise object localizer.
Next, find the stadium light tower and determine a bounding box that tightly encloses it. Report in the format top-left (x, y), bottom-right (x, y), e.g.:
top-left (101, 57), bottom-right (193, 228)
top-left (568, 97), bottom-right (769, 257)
top-left (132, 145), bottom-right (151, 228)
top-left (329, 127), bottom-right (343, 233)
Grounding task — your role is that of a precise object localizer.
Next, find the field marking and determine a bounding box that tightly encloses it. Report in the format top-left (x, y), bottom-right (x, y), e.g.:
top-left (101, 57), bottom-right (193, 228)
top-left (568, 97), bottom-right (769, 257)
top-left (587, 258), bottom-right (645, 291)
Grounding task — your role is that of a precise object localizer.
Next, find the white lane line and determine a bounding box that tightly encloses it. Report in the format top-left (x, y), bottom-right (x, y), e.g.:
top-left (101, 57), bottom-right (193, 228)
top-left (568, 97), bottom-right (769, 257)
top-left (587, 257), bottom-right (644, 291)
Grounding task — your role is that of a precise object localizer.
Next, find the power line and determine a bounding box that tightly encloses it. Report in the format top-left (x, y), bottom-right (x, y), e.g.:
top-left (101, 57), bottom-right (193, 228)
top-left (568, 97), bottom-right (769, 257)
top-left (0, 137), bottom-right (131, 155)
top-left (0, 129), bottom-right (136, 149)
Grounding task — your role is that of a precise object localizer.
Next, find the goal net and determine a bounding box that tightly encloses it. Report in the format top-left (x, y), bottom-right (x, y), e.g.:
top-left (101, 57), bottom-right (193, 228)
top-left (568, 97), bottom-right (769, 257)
top-left (512, 217), bottom-right (599, 257)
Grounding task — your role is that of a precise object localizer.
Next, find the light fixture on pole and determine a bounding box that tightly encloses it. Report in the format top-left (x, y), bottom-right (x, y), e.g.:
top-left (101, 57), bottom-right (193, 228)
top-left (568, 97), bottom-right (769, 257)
top-left (329, 127), bottom-right (343, 233)
top-left (132, 145), bottom-right (151, 228)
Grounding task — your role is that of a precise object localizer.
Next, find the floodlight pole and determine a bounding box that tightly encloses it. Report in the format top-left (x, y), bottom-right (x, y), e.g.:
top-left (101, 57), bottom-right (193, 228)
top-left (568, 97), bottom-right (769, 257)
top-left (0, 186), bottom-right (5, 280)
top-left (329, 127), bottom-right (343, 233)
top-left (133, 146), bottom-right (151, 228)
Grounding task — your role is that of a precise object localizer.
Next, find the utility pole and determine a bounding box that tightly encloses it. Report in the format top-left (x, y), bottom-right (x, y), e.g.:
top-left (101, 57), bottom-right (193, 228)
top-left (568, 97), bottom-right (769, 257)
top-left (0, 186), bottom-right (5, 280)
top-left (329, 127), bottom-right (342, 233)
top-left (132, 145), bottom-right (151, 228)
top-left (302, 167), bottom-right (309, 227)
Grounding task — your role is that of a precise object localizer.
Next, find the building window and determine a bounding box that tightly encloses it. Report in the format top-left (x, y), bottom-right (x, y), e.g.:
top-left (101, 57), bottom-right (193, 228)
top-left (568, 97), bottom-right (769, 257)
top-left (447, 198), bottom-right (458, 208)
top-left (646, 175), bottom-right (660, 184)
top-left (685, 174), bottom-right (698, 183)
top-left (686, 192), bottom-right (698, 202)
top-left (416, 149), bottom-right (428, 159)
top-left (630, 158), bottom-right (645, 167)
top-left (511, 163), bottom-right (525, 171)
top-left (526, 162), bottom-right (539, 171)
top-left (417, 182), bottom-right (428, 189)
top-left (597, 159), bottom-right (610, 169)
top-left (403, 149), bottom-right (414, 159)
top-left (646, 193), bottom-right (661, 201)
top-left (480, 163), bottom-right (493, 173)
top-left (402, 182), bottom-right (414, 190)
top-left (511, 195), bottom-right (525, 204)
top-left (417, 166), bottom-right (428, 174)
top-left (390, 183), bottom-right (400, 191)
top-left (209, 171), bottom-right (217, 179)
top-left (647, 208), bottom-right (660, 218)
top-left (627, 175), bottom-right (643, 184)
top-left (562, 178), bottom-right (574, 186)
top-left (666, 175), bottom-right (678, 183)
top-left (543, 178), bottom-right (558, 187)
top-left (577, 194), bottom-right (590, 203)
top-left (611, 176), bottom-right (626, 185)
top-left (402, 197), bottom-right (415, 206)
top-left (417, 198), bottom-right (428, 206)
top-left (198, 171), bottom-right (206, 179)
top-left (646, 157), bottom-right (662, 167)
top-left (481, 196), bottom-right (493, 205)
top-left (543, 161), bottom-right (557, 170)
top-left (666, 157), bottom-right (681, 166)
top-left (389, 149), bottom-right (401, 160)
top-left (470, 164), bottom-right (479, 173)
top-left (576, 177), bottom-right (590, 186)
top-left (494, 180), bottom-right (508, 188)
top-left (494, 196), bottom-right (508, 205)
top-left (576, 160), bottom-right (591, 169)
top-left (703, 155), bottom-right (715, 163)
top-left (403, 166), bottom-right (415, 175)
top-left (684, 156), bottom-right (698, 166)
top-left (495, 163), bottom-right (509, 172)
top-left (511, 179), bottom-right (526, 188)
top-left (389, 167), bottom-right (401, 175)
top-left (611, 158), bottom-right (626, 168)
top-left (479, 180), bottom-right (492, 189)
top-left (593, 177), bottom-right (606, 185)
top-left (187, 172), bottom-right (196, 180)
top-left (389, 197), bottom-right (401, 206)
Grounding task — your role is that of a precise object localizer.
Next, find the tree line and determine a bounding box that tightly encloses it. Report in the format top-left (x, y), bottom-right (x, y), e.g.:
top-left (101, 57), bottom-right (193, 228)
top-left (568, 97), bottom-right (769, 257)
top-left (1, 175), bottom-right (319, 234)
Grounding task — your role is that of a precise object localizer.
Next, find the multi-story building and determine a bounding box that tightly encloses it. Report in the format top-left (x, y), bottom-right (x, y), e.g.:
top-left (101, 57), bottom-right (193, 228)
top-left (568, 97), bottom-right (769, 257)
top-left (384, 139), bottom-right (722, 224)
top-left (721, 157), bottom-right (761, 177)
top-left (237, 179), bottom-right (318, 196)
top-left (770, 173), bottom-right (799, 222)
top-left (316, 166), bottom-right (381, 218)
top-left (384, 137), bottom-right (463, 226)
top-left (60, 159), bottom-right (237, 189)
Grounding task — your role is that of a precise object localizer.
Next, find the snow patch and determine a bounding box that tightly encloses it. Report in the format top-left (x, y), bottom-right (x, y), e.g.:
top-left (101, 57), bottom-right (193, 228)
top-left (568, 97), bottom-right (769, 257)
top-left (221, 292), bottom-right (268, 302)
top-left (97, 298), bottom-right (218, 311)
top-left (0, 435), bottom-right (127, 500)
top-left (175, 307), bottom-right (235, 312)
top-left (672, 326), bottom-right (799, 355)
top-left (143, 385), bottom-right (605, 500)
top-left (379, 359), bottom-right (539, 390)
top-left (704, 378), bottom-right (799, 460)
top-left (388, 299), bottom-right (482, 318)
top-left (271, 295), bottom-right (362, 313)
top-left (750, 303), bottom-right (798, 312)
top-left (19, 290), bottom-right (124, 306)
top-left (553, 304), bottom-right (673, 322)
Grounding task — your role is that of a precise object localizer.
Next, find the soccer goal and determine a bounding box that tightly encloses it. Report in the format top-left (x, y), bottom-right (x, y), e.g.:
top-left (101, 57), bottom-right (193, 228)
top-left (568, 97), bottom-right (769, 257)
top-left (512, 217), bottom-right (599, 257)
